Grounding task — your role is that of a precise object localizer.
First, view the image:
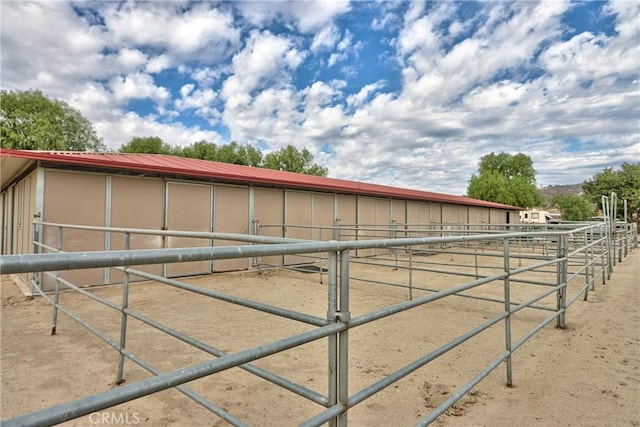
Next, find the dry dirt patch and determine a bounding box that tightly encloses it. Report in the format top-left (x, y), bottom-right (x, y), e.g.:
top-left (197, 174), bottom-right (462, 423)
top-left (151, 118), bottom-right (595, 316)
top-left (1, 250), bottom-right (638, 426)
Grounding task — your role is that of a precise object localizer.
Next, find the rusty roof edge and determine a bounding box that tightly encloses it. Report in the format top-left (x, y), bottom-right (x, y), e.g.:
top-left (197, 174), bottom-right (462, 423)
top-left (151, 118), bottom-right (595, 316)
top-left (0, 149), bottom-right (524, 210)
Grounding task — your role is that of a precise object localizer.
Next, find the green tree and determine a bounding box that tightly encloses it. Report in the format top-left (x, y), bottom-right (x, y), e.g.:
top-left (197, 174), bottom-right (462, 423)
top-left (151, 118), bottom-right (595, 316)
top-left (263, 145), bottom-right (328, 176)
top-left (552, 194), bottom-right (594, 221)
top-left (119, 136), bottom-right (172, 154)
top-left (467, 152), bottom-right (543, 207)
top-left (119, 138), bottom-right (328, 176)
top-left (178, 140), bottom-right (263, 166)
top-left (178, 140), bottom-right (218, 160)
top-left (0, 89), bottom-right (104, 151)
top-left (583, 162), bottom-right (640, 222)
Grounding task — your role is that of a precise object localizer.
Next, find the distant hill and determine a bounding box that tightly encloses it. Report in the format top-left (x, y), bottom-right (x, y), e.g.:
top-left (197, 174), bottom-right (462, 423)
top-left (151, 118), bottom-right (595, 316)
top-left (539, 183), bottom-right (583, 208)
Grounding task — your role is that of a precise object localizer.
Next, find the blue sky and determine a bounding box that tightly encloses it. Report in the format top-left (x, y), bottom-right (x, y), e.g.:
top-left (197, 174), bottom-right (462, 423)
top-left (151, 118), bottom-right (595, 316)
top-left (1, 1), bottom-right (638, 195)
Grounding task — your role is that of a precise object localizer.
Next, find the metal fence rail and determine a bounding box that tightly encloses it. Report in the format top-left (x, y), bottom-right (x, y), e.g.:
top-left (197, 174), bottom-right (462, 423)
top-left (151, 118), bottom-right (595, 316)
top-left (1, 217), bottom-right (637, 426)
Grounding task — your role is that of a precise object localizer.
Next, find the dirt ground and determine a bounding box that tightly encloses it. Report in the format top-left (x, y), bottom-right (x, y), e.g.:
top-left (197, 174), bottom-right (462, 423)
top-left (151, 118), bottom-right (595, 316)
top-left (1, 249), bottom-right (639, 426)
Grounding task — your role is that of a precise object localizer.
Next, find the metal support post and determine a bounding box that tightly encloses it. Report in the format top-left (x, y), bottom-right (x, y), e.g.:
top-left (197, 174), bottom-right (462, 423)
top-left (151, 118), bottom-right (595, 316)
top-left (602, 195), bottom-right (613, 279)
top-left (409, 245), bottom-right (414, 301)
top-left (611, 192), bottom-right (617, 266)
top-left (583, 230), bottom-right (590, 301)
top-left (333, 218), bottom-right (341, 241)
top-left (51, 226), bottom-right (63, 335)
top-left (117, 233), bottom-right (131, 385)
top-left (503, 239), bottom-right (513, 386)
top-left (600, 224), bottom-right (606, 285)
top-left (624, 200), bottom-right (628, 257)
top-left (556, 233), bottom-right (568, 328)
top-left (30, 216), bottom-right (42, 296)
top-left (589, 228), bottom-right (596, 292)
top-left (251, 219), bottom-right (259, 267)
top-left (337, 250), bottom-right (350, 427)
top-left (327, 248), bottom-right (338, 427)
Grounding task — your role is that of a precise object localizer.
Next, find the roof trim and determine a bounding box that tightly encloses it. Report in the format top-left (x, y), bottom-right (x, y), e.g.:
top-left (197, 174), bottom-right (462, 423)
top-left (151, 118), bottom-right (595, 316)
top-left (0, 149), bottom-right (523, 210)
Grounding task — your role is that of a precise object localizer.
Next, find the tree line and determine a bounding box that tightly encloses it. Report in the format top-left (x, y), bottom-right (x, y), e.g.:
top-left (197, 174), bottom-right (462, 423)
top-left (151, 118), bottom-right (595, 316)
top-left (0, 90), bottom-right (327, 177)
top-left (119, 137), bottom-right (328, 176)
top-left (467, 152), bottom-right (639, 222)
top-left (1, 89), bottom-right (638, 221)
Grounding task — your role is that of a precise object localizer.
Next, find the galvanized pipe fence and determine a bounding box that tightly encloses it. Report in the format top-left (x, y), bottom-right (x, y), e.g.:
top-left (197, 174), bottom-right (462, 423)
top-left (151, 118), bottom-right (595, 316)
top-left (1, 218), bottom-right (637, 426)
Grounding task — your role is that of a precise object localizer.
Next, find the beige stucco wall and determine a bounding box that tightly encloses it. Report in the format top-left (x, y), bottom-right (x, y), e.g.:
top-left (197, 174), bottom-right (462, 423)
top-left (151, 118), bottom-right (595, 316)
top-left (1, 166), bottom-right (517, 289)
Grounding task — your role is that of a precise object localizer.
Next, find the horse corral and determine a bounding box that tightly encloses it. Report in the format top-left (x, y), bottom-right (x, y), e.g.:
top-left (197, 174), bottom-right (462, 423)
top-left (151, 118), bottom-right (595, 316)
top-left (1, 219), bottom-right (638, 426)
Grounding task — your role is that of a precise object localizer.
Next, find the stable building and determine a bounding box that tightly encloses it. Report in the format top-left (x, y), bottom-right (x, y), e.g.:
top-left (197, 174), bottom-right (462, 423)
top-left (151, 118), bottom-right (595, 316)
top-left (0, 148), bottom-right (521, 290)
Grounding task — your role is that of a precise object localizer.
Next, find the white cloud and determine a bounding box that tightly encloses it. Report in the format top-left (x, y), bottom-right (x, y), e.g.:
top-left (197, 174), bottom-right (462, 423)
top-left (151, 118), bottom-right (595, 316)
top-left (146, 54), bottom-right (173, 74)
top-left (303, 81), bottom-right (345, 110)
top-left (372, 12), bottom-right (399, 31)
top-left (117, 48), bottom-right (148, 69)
top-left (100, 2), bottom-right (241, 59)
top-left (328, 30), bottom-right (357, 67)
top-left (346, 81), bottom-right (385, 108)
top-left (109, 72), bottom-right (170, 105)
top-left (180, 84), bottom-right (195, 98)
top-left (67, 83), bottom-right (115, 122)
top-left (95, 111), bottom-right (225, 149)
top-left (311, 25), bottom-right (340, 52)
top-left (190, 67), bottom-right (227, 86)
top-left (221, 30), bottom-right (305, 105)
top-left (175, 87), bottom-right (219, 122)
top-left (236, 0), bottom-right (351, 33)
top-left (463, 81), bottom-right (528, 109)
top-left (1, 1), bottom-right (637, 196)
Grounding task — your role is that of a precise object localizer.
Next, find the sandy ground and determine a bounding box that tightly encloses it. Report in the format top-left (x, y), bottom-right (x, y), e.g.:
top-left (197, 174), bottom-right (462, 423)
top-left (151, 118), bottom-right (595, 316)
top-left (1, 249), bottom-right (639, 427)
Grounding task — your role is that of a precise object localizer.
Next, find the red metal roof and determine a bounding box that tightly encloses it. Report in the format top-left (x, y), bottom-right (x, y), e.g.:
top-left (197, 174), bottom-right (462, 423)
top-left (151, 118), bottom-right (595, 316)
top-left (0, 148), bottom-right (522, 210)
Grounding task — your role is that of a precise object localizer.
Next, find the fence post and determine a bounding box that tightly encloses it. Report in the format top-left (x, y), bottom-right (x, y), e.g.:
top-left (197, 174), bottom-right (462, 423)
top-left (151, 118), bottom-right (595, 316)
top-left (116, 232), bottom-right (131, 385)
top-left (409, 245), bottom-right (414, 301)
top-left (327, 248), bottom-right (338, 427)
top-left (31, 216), bottom-right (42, 296)
top-left (556, 233), bottom-right (568, 328)
top-left (589, 227), bottom-right (596, 292)
top-left (251, 219), bottom-right (259, 268)
top-left (583, 230), bottom-right (590, 301)
top-left (602, 195), bottom-right (612, 279)
top-left (600, 223), bottom-right (607, 286)
top-left (624, 200), bottom-right (628, 257)
top-left (337, 249), bottom-right (350, 427)
top-left (333, 218), bottom-right (341, 241)
top-left (503, 238), bottom-right (513, 386)
top-left (51, 226), bottom-right (63, 335)
top-left (611, 192), bottom-right (617, 266)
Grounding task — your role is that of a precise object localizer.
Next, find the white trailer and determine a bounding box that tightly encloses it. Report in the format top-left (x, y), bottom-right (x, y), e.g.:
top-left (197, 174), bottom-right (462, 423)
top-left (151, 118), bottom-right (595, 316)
top-left (519, 210), bottom-right (552, 224)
